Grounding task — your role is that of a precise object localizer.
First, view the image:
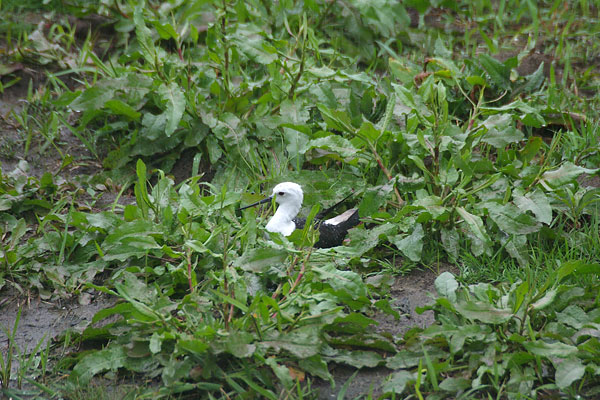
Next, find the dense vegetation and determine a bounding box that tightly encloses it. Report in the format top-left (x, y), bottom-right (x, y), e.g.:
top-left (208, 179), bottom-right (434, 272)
top-left (1, 0), bottom-right (599, 398)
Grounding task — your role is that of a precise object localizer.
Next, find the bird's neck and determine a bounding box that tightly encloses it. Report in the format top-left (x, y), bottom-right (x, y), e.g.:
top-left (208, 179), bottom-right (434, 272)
top-left (265, 203), bottom-right (301, 236)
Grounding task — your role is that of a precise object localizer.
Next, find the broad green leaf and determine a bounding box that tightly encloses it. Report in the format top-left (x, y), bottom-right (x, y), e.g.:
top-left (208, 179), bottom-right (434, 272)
top-left (265, 358), bottom-right (293, 389)
top-left (133, 4), bottom-right (158, 67)
top-left (305, 135), bottom-right (360, 160)
top-left (555, 358), bottom-right (585, 389)
top-left (224, 332), bottom-right (257, 358)
top-left (522, 340), bottom-right (577, 357)
top-left (381, 370), bottom-right (414, 394)
top-left (481, 114), bottom-right (524, 148)
top-left (177, 337), bottom-right (209, 355)
top-left (233, 248), bottom-right (287, 273)
top-left (151, 20), bottom-right (178, 40)
top-left (479, 53), bottom-right (510, 89)
top-left (313, 263), bottom-right (367, 298)
top-left (317, 104), bottom-right (354, 132)
top-left (439, 377), bottom-right (471, 392)
top-left (555, 260), bottom-right (600, 281)
top-left (487, 202), bottom-right (541, 234)
top-left (70, 86), bottom-right (114, 112)
top-left (325, 349), bottom-right (383, 368)
top-left (232, 26), bottom-right (277, 64)
top-left (358, 183), bottom-right (393, 218)
top-left (104, 99), bottom-right (141, 121)
top-left (298, 355), bottom-right (331, 381)
top-left (283, 127), bottom-right (310, 159)
top-left (390, 223), bottom-right (424, 262)
top-left (71, 346), bottom-right (127, 385)
top-left (435, 272), bottom-right (458, 301)
top-left (441, 228), bottom-right (459, 258)
top-left (158, 82), bottom-right (185, 136)
top-left (454, 300), bottom-right (512, 324)
top-left (260, 326), bottom-right (321, 358)
top-left (339, 223), bottom-right (397, 257)
top-left (556, 305), bottom-right (589, 329)
top-left (519, 136), bottom-right (543, 163)
top-left (541, 162), bottom-right (598, 188)
top-left (280, 99), bottom-right (310, 125)
top-left (142, 112), bottom-right (168, 140)
top-left (513, 189), bottom-right (552, 225)
top-left (386, 348), bottom-right (447, 369)
top-left (456, 207), bottom-right (492, 255)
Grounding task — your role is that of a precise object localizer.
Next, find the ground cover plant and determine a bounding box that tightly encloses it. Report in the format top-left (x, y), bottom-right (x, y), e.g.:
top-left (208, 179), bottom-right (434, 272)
top-left (1, 0), bottom-right (599, 398)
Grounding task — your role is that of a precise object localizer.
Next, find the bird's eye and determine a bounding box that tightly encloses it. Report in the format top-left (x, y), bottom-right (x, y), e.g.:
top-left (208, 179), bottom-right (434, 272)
top-left (278, 192), bottom-right (285, 196)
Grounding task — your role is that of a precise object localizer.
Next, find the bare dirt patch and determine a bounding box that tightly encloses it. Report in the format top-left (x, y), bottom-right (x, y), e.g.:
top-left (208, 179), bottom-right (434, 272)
top-left (0, 289), bottom-right (115, 375)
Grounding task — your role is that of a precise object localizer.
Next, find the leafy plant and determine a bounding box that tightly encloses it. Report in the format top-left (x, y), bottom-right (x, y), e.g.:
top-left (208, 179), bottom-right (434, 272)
top-left (60, 160), bottom-right (397, 397)
top-left (382, 261), bottom-right (600, 398)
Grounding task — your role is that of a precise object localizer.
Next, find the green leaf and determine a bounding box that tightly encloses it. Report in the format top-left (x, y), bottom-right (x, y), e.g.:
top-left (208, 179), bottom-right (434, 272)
top-left (233, 248), bottom-right (287, 273)
top-left (519, 136), bottom-right (543, 163)
top-left (541, 162), bottom-right (598, 188)
top-left (439, 377), bottom-right (471, 392)
top-left (317, 104), bottom-right (354, 132)
top-left (325, 349), bottom-right (383, 368)
top-left (555, 358), bottom-right (585, 389)
top-left (454, 300), bottom-right (512, 324)
top-left (479, 53), bottom-right (510, 89)
top-left (556, 305), bottom-right (589, 329)
top-left (390, 223), bottom-right (424, 262)
top-left (381, 370), bottom-right (414, 394)
top-left (456, 207), bottom-right (491, 255)
top-left (513, 189), bottom-right (552, 225)
top-left (481, 114), bottom-right (524, 148)
top-left (151, 20), bottom-right (178, 40)
top-left (522, 340), bottom-right (578, 357)
top-left (142, 112), bottom-right (168, 140)
top-left (70, 87), bottom-right (114, 112)
top-left (265, 358), bottom-right (293, 389)
top-left (305, 135), bottom-right (360, 161)
top-left (487, 202), bottom-right (541, 234)
top-left (440, 228), bottom-right (459, 258)
top-left (530, 287), bottom-right (558, 310)
top-left (71, 346), bottom-right (127, 385)
top-left (260, 326), bottom-right (321, 358)
top-left (435, 272), bottom-right (458, 301)
top-left (104, 99), bottom-right (141, 121)
top-left (158, 82), bottom-right (185, 136)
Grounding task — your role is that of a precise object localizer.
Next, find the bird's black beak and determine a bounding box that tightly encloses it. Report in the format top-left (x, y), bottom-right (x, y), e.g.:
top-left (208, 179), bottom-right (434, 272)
top-left (238, 196), bottom-right (273, 211)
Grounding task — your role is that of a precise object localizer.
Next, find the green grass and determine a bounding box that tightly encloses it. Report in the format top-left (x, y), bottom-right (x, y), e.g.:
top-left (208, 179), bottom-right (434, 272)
top-left (0, 0), bottom-right (599, 398)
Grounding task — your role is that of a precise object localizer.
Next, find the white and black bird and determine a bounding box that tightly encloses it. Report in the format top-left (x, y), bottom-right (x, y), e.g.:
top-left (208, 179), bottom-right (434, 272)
top-left (239, 182), bottom-right (360, 248)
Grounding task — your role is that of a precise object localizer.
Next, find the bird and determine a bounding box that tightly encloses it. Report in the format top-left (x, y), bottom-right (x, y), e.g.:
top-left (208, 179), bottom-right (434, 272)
top-left (239, 182), bottom-right (360, 248)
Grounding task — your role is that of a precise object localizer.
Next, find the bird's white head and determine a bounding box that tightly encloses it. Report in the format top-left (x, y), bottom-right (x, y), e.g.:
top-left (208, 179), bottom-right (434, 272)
top-left (265, 182), bottom-right (303, 236)
top-left (271, 182), bottom-right (303, 208)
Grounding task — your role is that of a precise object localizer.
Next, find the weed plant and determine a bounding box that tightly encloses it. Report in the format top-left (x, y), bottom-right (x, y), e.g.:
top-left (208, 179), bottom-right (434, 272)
top-left (0, 0), bottom-right (599, 398)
